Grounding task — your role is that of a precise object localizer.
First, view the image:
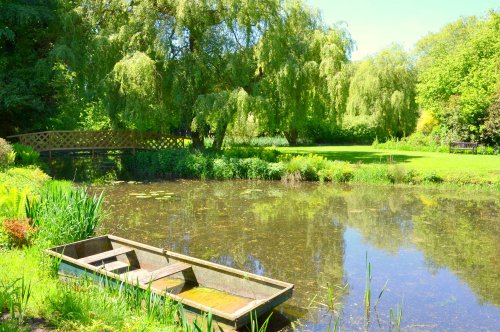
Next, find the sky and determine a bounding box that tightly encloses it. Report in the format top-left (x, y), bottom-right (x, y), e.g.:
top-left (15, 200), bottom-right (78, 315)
top-left (307, 0), bottom-right (499, 60)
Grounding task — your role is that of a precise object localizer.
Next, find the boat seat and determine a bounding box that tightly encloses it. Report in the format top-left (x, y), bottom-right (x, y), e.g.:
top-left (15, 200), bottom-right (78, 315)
top-left (98, 260), bottom-right (130, 272)
top-left (79, 247), bottom-right (133, 264)
top-left (139, 262), bottom-right (191, 284)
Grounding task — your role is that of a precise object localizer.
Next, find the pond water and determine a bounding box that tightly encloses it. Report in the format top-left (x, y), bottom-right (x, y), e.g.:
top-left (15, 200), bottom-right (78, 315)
top-left (96, 181), bottom-right (500, 331)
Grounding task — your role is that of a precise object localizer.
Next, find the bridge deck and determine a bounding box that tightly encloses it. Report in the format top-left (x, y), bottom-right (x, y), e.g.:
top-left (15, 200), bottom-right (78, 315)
top-left (8, 130), bottom-right (185, 155)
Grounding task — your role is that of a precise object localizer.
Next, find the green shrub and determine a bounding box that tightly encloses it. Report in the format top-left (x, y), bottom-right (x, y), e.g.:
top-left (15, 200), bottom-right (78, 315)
top-left (25, 182), bottom-right (104, 247)
top-left (387, 165), bottom-right (417, 184)
top-left (285, 154), bottom-right (329, 181)
top-left (0, 138), bottom-right (15, 167)
top-left (317, 161), bottom-right (354, 183)
top-left (0, 167), bottom-right (50, 191)
top-left (12, 144), bottom-right (40, 165)
top-left (212, 158), bottom-right (232, 180)
top-left (177, 151), bottom-right (211, 178)
top-left (266, 162), bottom-right (285, 180)
top-left (421, 172), bottom-right (444, 184)
top-left (224, 136), bottom-right (289, 147)
top-left (373, 132), bottom-right (496, 155)
top-left (222, 147), bottom-right (281, 162)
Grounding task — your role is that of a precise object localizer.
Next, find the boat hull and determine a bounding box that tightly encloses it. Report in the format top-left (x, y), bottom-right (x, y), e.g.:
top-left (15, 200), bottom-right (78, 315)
top-left (47, 235), bottom-right (294, 330)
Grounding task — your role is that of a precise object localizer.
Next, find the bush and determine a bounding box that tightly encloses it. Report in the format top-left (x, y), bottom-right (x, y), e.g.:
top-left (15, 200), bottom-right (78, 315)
top-left (12, 143), bottom-right (40, 165)
top-left (0, 138), bottom-right (15, 167)
top-left (224, 136), bottom-right (289, 147)
top-left (2, 218), bottom-right (37, 248)
top-left (0, 167), bottom-right (50, 191)
top-left (421, 172), bottom-right (444, 183)
top-left (285, 154), bottom-right (330, 181)
top-left (317, 161), bottom-right (354, 182)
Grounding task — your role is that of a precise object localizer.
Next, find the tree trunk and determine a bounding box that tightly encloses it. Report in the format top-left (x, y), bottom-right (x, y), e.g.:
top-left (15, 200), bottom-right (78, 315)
top-left (191, 131), bottom-right (204, 150)
top-left (284, 129), bottom-right (298, 146)
top-left (212, 122), bottom-right (229, 150)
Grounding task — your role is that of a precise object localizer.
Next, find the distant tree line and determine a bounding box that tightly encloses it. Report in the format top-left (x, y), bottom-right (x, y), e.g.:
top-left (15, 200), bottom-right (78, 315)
top-left (0, 1), bottom-right (498, 147)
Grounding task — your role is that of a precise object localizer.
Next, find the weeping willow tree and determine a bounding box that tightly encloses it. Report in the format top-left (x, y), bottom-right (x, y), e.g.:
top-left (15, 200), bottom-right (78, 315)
top-left (5, 0), bottom-right (353, 147)
top-left (254, 1), bottom-right (352, 145)
top-left (346, 46), bottom-right (418, 138)
top-left (49, 0), bottom-right (281, 144)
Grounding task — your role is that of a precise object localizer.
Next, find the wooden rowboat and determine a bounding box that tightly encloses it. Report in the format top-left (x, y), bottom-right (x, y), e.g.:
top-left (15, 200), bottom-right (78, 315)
top-left (46, 235), bottom-right (294, 330)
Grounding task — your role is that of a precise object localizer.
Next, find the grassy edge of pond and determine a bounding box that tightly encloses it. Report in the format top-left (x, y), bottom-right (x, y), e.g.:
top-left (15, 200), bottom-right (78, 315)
top-left (116, 147), bottom-right (499, 191)
top-left (0, 167), bottom-right (187, 331)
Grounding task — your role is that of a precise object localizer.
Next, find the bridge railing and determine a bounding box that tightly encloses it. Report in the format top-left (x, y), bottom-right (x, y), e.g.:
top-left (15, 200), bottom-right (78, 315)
top-left (8, 130), bottom-right (185, 152)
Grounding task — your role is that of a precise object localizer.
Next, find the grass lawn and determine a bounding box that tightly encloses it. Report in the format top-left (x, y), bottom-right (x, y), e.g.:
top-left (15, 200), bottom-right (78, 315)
top-left (277, 145), bottom-right (500, 183)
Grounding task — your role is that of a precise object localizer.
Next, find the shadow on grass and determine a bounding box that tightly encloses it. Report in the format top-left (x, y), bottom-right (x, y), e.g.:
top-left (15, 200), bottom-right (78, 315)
top-left (286, 149), bottom-right (422, 164)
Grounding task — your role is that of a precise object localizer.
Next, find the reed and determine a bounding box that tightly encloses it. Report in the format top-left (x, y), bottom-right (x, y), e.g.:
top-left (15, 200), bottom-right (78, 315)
top-left (389, 304), bottom-right (403, 331)
top-left (25, 182), bottom-right (104, 247)
top-left (374, 280), bottom-right (388, 310)
top-left (250, 310), bottom-right (272, 332)
top-left (364, 253), bottom-right (372, 314)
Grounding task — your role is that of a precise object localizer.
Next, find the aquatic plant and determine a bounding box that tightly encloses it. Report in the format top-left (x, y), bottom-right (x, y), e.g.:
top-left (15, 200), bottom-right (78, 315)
top-left (25, 182), bottom-right (104, 247)
top-left (364, 252), bottom-right (372, 314)
top-left (374, 280), bottom-right (388, 310)
top-left (389, 304), bottom-right (403, 331)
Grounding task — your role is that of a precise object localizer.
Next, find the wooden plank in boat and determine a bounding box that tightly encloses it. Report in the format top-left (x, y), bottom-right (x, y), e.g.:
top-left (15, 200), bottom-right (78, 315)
top-left (140, 263), bottom-right (191, 284)
top-left (79, 247), bottom-right (133, 264)
top-left (98, 260), bottom-right (129, 272)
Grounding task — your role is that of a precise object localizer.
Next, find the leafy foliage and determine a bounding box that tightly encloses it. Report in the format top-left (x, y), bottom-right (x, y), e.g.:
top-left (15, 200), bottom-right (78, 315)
top-left (0, 138), bottom-right (15, 166)
top-left (346, 46), bottom-right (418, 139)
top-left (255, 1), bottom-right (352, 145)
top-left (0, 0), bottom-right (61, 136)
top-left (25, 182), bottom-right (104, 247)
top-left (415, 12), bottom-right (500, 143)
top-left (12, 143), bottom-right (40, 165)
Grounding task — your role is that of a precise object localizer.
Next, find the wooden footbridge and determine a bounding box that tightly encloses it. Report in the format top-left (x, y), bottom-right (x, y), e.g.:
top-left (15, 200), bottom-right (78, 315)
top-left (8, 130), bottom-right (185, 159)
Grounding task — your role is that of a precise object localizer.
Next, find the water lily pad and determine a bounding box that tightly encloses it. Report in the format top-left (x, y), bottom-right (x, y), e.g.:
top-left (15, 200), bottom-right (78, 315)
top-left (155, 196), bottom-right (171, 200)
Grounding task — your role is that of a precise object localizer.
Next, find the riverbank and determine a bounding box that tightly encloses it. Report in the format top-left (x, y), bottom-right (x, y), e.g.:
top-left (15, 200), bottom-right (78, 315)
top-left (277, 145), bottom-right (500, 185)
top-left (118, 147), bottom-right (499, 190)
top-left (0, 167), bottom-right (184, 331)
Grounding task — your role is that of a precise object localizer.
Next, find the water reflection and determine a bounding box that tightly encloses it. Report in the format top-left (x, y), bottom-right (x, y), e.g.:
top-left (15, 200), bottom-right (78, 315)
top-left (97, 181), bottom-right (500, 331)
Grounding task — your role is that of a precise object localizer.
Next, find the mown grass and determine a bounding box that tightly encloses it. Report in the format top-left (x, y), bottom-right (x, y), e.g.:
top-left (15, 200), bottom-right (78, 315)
top-left (277, 145), bottom-right (500, 186)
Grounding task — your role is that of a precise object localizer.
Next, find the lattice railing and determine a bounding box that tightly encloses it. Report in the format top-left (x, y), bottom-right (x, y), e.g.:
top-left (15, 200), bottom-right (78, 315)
top-left (8, 131), bottom-right (185, 152)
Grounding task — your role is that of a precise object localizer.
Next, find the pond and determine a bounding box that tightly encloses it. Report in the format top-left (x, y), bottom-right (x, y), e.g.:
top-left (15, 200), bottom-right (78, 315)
top-left (96, 181), bottom-right (500, 331)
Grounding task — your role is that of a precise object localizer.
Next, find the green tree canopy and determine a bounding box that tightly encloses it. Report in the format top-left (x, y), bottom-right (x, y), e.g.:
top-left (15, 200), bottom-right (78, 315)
top-left (0, 0), bottom-right (61, 136)
top-left (254, 1), bottom-right (352, 145)
top-left (346, 46), bottom-right (418, 138)
top-left (415, 11), bottom-right (500, 143)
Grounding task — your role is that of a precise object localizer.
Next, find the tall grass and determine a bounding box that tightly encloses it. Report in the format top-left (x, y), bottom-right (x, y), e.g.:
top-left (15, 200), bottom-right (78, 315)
top-left (25, 182), bottom-right (104, 247)
top-left (364, 252), bottom-right (372, 315)
top-left (389, 304), bottom-right (403, 331)
top-left (0, 276), bottom-right (32, 324)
